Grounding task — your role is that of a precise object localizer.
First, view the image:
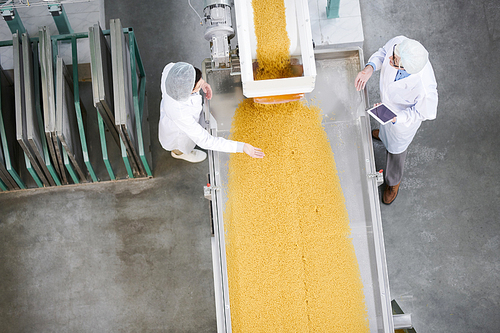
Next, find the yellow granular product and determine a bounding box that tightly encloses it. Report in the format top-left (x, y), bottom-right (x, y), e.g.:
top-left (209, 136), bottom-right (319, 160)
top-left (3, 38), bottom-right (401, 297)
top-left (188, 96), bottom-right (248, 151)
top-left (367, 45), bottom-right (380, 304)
top-left (226, 100), bottom-right (369, 332)
top-left (224, 0), bottom-right (369, 331)
top-left (252, 0), bottom-right (292, 80)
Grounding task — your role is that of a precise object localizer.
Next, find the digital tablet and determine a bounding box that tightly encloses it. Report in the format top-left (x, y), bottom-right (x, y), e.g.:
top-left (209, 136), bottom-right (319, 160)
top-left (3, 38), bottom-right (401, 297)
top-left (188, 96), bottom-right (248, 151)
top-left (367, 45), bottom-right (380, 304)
top-left (367, 103), bottom-right (397, 125)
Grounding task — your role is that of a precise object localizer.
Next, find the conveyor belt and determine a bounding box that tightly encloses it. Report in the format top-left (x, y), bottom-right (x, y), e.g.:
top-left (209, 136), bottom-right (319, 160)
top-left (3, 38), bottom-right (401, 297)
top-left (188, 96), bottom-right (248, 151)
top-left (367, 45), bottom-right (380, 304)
top-left (204, 48), bottom-right (394, 332)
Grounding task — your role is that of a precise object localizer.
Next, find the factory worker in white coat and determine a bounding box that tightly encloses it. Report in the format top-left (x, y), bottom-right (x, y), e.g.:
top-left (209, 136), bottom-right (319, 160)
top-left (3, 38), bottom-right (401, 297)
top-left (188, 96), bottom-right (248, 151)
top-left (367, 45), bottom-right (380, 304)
top-left (355, 36), bottom-right (438, 204)
top-left (159, 62), bottom-right (264, 163)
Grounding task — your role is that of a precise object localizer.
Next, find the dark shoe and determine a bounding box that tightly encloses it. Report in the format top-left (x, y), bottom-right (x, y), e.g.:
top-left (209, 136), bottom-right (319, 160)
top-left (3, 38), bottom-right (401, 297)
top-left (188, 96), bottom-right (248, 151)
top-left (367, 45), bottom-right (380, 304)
top-left (383, 182), bottom-right (400, 205)
top-left (372, 129), bottom-right (381, 141)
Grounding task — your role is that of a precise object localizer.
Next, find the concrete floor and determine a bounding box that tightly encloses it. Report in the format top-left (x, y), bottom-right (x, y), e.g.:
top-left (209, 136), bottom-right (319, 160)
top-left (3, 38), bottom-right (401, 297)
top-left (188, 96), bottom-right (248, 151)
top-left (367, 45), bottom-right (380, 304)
top-left (0, 0), bottom-right (499, 332)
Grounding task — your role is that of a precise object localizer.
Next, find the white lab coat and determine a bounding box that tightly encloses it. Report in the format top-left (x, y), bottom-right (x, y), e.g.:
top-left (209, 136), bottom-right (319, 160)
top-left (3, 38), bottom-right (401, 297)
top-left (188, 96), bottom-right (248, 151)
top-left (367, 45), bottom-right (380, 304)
top-left (368, 36), bottom-right (438, 154)
top-left (158, 63), bottom-right (244, 154)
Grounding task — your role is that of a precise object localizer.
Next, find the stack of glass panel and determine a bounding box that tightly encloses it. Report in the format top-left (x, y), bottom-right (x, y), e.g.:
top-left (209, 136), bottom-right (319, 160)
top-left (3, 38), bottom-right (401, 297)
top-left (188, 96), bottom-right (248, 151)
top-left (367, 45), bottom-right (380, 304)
top-left (110, 18), bottom-right (145, 177)
top-left (39, 26), bottom-right (70, 185)
top-left (55, 56), bottom-right (87, 183)
top-left (14, 32), bottom-right (56, 187)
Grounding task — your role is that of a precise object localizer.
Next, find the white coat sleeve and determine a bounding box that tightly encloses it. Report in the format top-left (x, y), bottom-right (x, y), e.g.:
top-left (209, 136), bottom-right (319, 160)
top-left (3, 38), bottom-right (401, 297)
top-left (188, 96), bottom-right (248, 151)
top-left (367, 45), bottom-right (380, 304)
top-left (173, 114), bottom-right (244, 153)
top-left (367, 47), bottom-right (387, 71)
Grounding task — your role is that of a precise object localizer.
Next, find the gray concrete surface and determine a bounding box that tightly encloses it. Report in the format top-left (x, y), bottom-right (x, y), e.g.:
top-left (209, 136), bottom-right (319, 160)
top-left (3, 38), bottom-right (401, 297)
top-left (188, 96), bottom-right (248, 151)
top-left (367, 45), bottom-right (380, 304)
top-left (0, 176), bottom-right (214, 332)
top-left (361, 1), bottom-right (500, 332)
top-left (0, 0), bottom-right (499, 332)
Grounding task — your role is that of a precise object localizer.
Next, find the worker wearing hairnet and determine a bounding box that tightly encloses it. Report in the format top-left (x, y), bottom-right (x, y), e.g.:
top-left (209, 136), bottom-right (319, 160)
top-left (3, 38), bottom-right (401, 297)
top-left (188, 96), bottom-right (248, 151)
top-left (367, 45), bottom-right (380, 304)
top-left (355, 36), bottom-right (438, 204)
top-left (159, 62), bottom-right (264, 163)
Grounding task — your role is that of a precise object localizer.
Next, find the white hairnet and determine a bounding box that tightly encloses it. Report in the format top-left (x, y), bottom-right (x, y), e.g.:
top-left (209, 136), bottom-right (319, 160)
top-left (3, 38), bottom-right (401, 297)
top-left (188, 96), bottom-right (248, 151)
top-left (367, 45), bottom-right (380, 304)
top-left (396, 39), bottom-right (429, 74)
top-left (165, 62), bottom-right (195, 101)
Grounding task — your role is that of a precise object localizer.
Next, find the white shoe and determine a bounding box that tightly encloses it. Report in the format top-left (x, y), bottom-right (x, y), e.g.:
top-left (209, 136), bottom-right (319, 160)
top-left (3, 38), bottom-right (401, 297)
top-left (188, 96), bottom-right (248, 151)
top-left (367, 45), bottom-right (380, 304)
top-left (171, 149), bottom-right (207, 163)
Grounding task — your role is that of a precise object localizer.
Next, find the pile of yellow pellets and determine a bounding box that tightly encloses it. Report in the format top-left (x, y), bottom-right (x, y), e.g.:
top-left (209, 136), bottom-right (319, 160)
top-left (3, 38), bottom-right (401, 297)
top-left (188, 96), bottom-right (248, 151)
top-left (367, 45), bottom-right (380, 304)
top-left (252, 0), bottom-right (292, 80)
top-left (224, 0), bottom-right (369, 331)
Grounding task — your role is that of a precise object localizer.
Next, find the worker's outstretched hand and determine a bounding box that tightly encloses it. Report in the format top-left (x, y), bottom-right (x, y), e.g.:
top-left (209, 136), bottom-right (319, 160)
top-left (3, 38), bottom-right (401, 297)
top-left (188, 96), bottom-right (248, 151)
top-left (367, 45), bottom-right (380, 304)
top-left (355, 65), bottom-right (374, 91)
top-left (201, 82), bottom-right (213, 100)
top-left (243, 143), bottom-right (265, 158)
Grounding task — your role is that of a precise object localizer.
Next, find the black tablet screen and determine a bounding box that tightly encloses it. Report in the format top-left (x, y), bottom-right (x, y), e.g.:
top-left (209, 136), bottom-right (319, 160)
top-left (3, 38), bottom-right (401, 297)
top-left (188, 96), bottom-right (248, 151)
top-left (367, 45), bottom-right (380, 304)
top-left (372, 105), bottom-right (396, 123)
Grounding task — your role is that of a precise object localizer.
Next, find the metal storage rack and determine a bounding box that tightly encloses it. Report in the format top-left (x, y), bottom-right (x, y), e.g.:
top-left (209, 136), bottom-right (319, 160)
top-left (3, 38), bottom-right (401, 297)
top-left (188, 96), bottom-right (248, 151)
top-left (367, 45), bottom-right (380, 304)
top-left (0, 22), bottom-right (152, 191)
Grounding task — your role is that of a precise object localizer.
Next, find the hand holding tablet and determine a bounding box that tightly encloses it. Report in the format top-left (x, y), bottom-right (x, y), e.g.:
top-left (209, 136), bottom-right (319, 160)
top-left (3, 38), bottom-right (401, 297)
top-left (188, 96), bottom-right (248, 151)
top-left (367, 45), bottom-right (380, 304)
top-left (367, 103), bottom-right (397, 125)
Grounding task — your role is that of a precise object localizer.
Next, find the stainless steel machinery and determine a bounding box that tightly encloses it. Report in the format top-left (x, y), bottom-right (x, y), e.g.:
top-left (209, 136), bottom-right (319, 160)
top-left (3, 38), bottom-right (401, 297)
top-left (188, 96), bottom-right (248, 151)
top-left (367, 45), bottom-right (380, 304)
top-left (203, 47), bottom-right (394, 333)
top-left (200, 1), bottom-right (396, 332)
top-left (203, 0), bottom-right (234, 68)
